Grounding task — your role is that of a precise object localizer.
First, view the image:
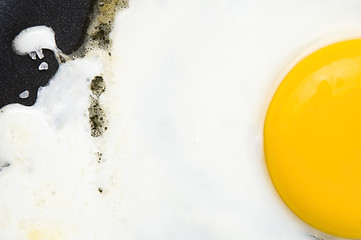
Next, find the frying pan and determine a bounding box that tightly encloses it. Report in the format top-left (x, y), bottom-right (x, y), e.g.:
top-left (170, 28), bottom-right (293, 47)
top-left (0, 0), bottom-right (94, 107)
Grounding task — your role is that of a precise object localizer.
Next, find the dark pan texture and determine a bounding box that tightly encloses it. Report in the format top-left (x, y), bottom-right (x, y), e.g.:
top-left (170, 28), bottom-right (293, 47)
top-left (0, 0), bottom-right (93, 107)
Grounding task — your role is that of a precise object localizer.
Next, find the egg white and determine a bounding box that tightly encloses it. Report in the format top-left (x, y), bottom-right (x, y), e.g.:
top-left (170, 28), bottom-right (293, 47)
top-left (1, 0), bottom-right (361, 239)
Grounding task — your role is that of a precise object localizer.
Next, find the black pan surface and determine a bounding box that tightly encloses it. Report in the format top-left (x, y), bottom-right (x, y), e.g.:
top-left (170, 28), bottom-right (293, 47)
top-left (0, 0), bottom-right (93, 108)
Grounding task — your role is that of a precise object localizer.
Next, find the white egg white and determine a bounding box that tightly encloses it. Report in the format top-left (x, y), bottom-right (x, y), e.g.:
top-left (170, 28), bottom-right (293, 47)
top-left (12, 26), bottom-right (58, 56)
top-left (1, 1), bottom-right (361, 240)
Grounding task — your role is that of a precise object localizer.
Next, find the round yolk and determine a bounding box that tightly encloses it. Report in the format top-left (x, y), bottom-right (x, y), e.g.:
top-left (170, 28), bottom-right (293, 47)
top-left (264, 39), bottom-right (361, 239)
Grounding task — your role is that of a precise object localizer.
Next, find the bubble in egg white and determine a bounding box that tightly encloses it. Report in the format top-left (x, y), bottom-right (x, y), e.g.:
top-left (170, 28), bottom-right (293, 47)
top-left (19, 90), bottom-right (29, 99)
top-left (38, 62), bottom-right (48, 71)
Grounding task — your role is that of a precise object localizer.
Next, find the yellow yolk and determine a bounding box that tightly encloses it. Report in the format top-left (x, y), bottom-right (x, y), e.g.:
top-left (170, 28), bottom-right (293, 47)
top-left (264, 39), bottom-right (361, 238)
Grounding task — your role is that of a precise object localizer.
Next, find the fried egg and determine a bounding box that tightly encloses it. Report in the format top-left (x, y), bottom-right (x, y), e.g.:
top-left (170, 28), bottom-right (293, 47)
top-left (2, 0), bottom-right (361, 239)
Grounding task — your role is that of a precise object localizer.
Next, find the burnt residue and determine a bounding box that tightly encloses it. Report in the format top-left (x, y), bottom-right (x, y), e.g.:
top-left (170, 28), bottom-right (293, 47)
top-left (86, 1), bottom-right (128, 137)
top-left (2, 162), bottom-right (10, 168)
top-left (90, 76), bottom-right (106, 97)
top-left (91, 23), bottom-right (111, 46)
top-left (89, 97), bottom-right (108, 137)
top-left (89, 76), bottom-right (108, 137)
top-left (0, 162), bottom-right (11, 172)
top-left (59, 55), bottom-right (67, 64)
top-left (80, 0), bottom-right (128, 53)
top-left (96, 152), bottom-right (104, 163)
top-left (309, 234), bottom-right (327, 240)
top-left (68, 0), bottom-right (128, 58)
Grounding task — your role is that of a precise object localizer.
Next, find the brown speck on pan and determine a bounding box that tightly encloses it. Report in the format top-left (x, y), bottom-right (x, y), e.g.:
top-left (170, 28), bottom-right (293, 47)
top-left (83, 1), bottom-right (128, 137)
top-left (96, 152), bottom-right (103, 163)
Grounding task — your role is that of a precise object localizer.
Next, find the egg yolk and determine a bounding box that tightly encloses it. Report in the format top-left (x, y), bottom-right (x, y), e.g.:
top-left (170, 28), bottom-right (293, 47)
top-left (264, 39), bottom-right (361, 239)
